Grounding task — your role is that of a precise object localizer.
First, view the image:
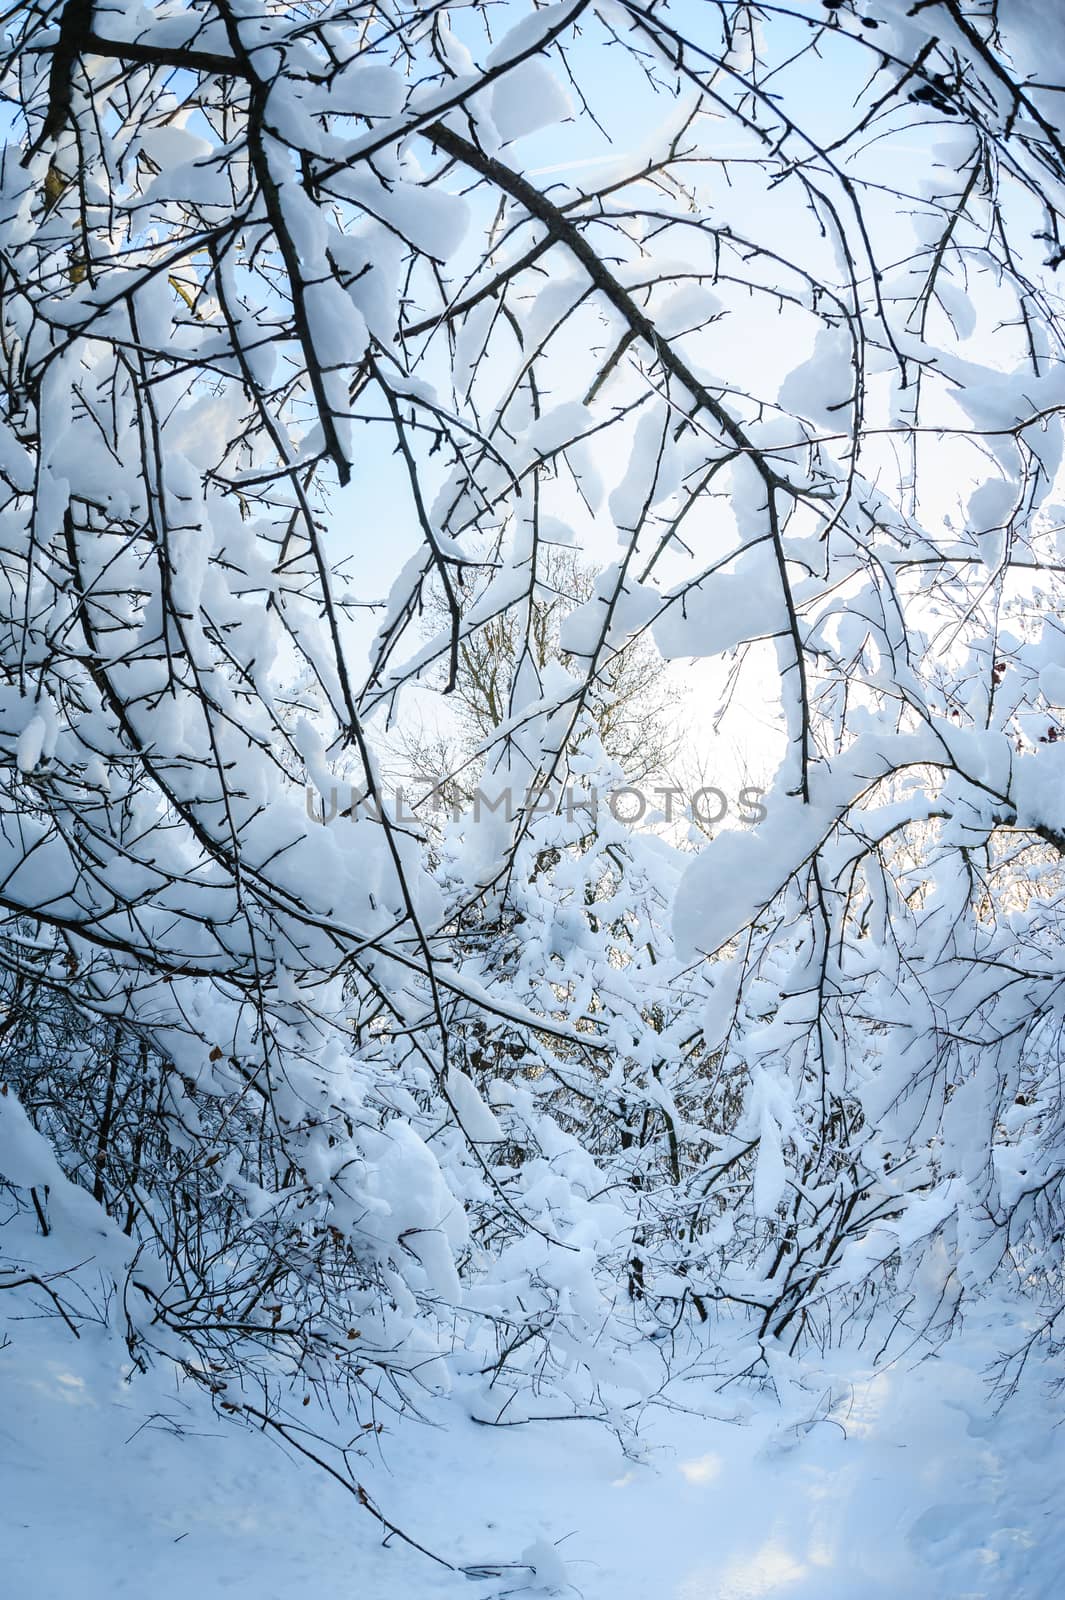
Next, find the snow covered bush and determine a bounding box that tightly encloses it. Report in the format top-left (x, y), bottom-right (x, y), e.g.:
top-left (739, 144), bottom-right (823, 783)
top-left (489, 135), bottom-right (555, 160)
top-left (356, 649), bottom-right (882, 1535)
top-left (3, 0), bottom-right (1065, 1476)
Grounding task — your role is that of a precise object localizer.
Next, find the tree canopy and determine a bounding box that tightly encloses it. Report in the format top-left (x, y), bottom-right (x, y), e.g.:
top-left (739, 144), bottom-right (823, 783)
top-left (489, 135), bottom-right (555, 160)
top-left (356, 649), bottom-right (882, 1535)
top-left (3, 0), bottom-right (1065, 1537)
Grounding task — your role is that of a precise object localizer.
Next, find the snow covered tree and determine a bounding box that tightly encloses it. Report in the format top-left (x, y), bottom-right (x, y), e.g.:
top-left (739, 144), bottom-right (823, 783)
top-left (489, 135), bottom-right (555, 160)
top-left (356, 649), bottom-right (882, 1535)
top-left (388, 542), bottom-right (680, 812)
top-left (3, 0), bottom-right (1065, 1492)
top-left (456, 547), bottom-right (674, 757)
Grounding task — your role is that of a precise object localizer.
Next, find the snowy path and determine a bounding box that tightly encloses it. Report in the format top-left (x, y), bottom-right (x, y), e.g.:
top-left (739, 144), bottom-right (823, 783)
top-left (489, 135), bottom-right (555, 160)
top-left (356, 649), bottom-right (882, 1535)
top-left (3, 1313), bottom-right (1062, 1600)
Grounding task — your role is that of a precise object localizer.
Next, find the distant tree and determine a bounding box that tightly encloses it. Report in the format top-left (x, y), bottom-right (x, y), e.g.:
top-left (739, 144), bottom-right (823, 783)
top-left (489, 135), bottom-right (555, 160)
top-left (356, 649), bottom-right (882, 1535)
top-left (391, 543), bottom-right (680, 802)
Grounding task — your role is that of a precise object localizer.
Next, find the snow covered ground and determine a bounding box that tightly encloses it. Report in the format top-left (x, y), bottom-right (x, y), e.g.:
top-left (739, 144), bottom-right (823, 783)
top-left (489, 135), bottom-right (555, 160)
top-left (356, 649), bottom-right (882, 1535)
top-left (4, 1297), bottom-right (1063, 1600)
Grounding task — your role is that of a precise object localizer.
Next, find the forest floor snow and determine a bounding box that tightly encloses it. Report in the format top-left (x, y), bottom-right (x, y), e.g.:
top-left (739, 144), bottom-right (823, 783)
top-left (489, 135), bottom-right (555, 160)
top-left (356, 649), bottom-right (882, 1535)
top-left (3, 1297), bottom-right (1063, 1600)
